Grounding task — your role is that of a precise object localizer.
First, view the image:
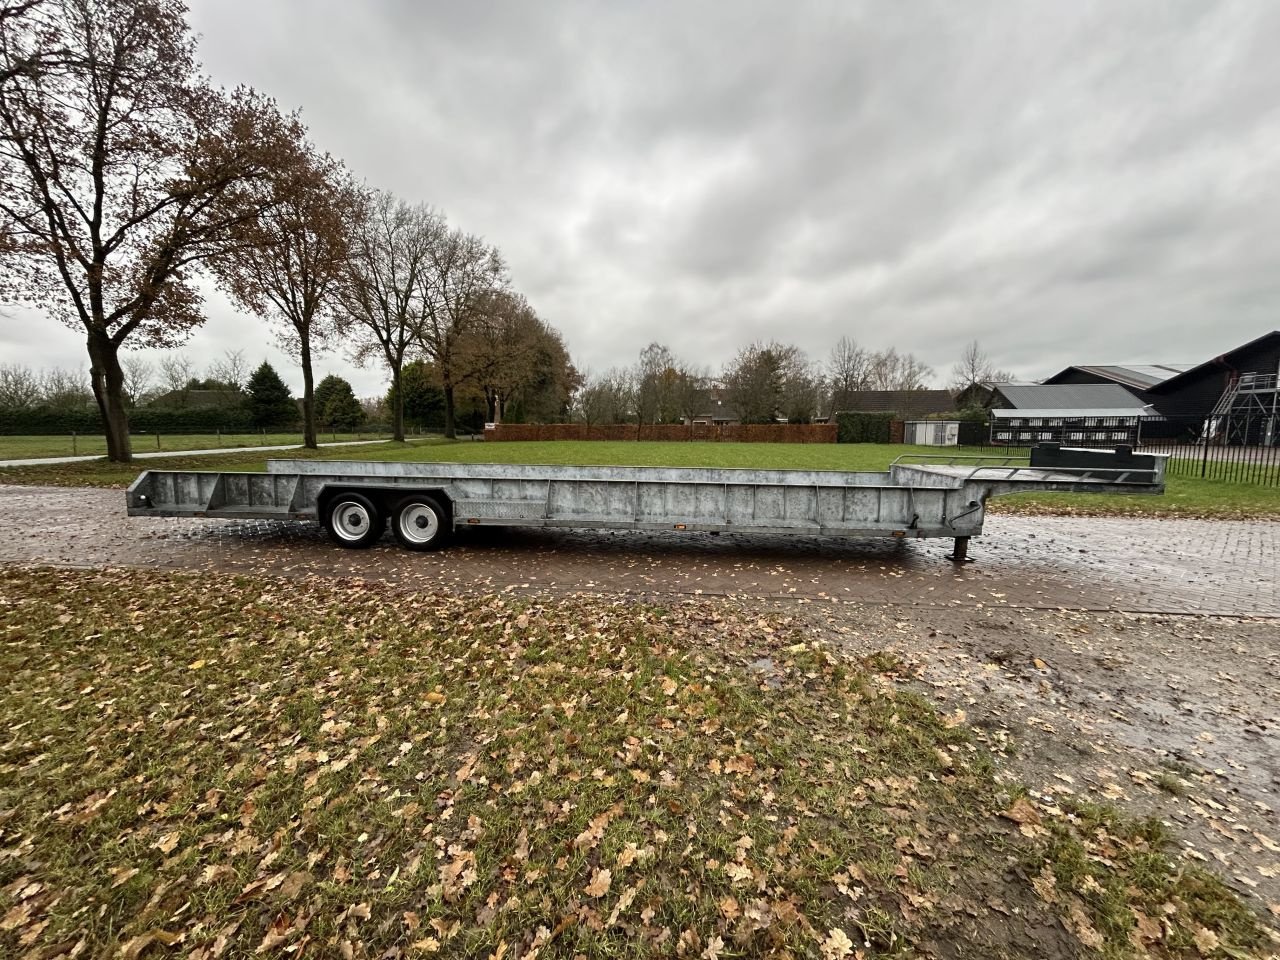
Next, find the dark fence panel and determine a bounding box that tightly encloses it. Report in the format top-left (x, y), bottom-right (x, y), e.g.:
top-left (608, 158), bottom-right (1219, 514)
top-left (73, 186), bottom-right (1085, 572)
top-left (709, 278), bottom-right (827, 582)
top-left (982, 413), bottom-right (1279, 487)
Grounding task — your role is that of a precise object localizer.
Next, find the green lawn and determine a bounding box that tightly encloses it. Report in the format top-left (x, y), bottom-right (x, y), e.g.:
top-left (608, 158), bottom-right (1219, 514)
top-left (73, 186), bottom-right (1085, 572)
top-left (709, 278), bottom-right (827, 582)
top-left (0, 431), bottom-right (393, 461)
top-left (1, 438), bottom-right (1277, 519)
top-left (0, 566), bottom-right (1267, 959)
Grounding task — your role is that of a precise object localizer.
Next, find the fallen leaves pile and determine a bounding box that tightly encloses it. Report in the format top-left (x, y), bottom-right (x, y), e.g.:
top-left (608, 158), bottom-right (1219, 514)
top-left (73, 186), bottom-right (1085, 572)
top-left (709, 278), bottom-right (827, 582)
top-left (0, 567), bottom-right (1274, 959)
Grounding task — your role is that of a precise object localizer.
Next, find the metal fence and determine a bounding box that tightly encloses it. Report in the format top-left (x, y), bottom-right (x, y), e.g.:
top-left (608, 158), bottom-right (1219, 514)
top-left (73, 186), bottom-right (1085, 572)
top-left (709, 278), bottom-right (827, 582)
top-left (981, 414), bottom-right (1280, 487)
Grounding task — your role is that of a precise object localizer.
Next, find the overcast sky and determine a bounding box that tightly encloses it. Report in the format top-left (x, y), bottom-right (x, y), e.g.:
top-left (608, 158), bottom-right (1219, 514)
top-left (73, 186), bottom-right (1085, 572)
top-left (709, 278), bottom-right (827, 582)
top-left (4, 0), bottom-right (1280, 397)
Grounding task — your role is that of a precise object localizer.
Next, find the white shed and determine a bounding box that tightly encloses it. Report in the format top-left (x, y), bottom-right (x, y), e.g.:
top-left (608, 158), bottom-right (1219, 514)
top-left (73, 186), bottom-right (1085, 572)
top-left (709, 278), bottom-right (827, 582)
top-left (904, 420), bottom-right (961, 446)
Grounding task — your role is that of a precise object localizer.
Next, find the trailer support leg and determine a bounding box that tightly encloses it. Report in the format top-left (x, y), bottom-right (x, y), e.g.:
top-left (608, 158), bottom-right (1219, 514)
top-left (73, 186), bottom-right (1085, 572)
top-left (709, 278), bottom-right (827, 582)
top-left (946, 536), bottom-right (972, 563)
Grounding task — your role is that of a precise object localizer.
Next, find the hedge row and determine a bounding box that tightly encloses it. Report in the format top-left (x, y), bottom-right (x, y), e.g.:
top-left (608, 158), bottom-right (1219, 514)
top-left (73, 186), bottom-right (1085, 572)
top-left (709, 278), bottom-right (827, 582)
top-left (0, 407), bottom-right (277, 435)
top-left (484, 423), bottom-right (838, 443)
top-left (834, 412), bottom-right (897, 444)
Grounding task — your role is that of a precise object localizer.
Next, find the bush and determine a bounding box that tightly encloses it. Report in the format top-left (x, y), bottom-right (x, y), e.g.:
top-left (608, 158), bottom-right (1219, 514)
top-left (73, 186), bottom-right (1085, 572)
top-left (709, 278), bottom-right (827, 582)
top-left (0, 406), bottom-right (265, 435)
top-left (835, 411), bottom-right (896, 444)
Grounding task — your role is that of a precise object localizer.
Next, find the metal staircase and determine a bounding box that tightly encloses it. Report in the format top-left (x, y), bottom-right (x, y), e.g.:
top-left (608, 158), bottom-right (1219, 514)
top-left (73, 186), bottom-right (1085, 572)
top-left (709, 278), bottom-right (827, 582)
top-left (1206, 371), bottom-right (1280, 445)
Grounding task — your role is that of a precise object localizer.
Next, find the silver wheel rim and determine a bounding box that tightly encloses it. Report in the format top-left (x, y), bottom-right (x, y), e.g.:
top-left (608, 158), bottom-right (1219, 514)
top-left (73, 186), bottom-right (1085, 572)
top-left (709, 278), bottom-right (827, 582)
top-left (398, 503), bottom-right (439, 545)
top-left (332, 501), bottom-right (372, 542)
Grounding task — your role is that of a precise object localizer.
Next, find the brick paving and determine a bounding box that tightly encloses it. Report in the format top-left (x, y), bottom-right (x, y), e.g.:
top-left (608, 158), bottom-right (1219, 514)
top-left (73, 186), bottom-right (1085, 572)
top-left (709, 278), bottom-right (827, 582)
top-left (0, 484), bottom-right (1274, 616)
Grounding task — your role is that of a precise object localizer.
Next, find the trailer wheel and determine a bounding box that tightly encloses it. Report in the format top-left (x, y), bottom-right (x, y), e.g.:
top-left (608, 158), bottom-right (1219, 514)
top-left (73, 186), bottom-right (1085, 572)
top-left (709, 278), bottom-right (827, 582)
top-left (323, 492), bottom-right (383, 548)
top-left (391, 495), bottom-right (450, 551)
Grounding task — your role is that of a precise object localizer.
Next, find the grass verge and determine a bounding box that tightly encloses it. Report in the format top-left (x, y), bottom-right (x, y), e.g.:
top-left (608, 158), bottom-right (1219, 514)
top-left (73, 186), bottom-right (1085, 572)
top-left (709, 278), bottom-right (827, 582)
top-left (1, 568), bottom-right (1273, 958)
top-left (0, 433), bottom-right (394, 461)
top-left (2, 438), bottom-right (1277, 520)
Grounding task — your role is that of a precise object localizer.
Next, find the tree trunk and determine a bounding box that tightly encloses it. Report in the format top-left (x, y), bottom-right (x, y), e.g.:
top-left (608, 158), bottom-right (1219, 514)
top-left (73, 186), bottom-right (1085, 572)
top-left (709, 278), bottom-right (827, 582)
top-left (390, 365), bottom-right (405, 442)
top-left (87, 331), bottom-right (132, 462)
top-left (299, 333), bottom-right (317, 449)
top-left (443, 382), bottom-right (456, 439)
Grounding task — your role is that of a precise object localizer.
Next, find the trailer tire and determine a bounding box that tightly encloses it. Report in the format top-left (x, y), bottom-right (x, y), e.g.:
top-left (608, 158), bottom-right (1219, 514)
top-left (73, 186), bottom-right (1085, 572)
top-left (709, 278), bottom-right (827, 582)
top-left (391, 495), bottom-right (450, 551)
top-left (323, 492), bottom-right (383, 548)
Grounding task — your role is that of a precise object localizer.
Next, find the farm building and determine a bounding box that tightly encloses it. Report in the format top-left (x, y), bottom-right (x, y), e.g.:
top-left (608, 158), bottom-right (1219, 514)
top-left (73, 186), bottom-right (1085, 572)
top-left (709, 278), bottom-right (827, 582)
top-left (1045, 331), bottom-right (1280, 429)
top-left (988, 384), bottom-right (1155, 446)
top-left (1143, 332), bottom-right (1280, 446)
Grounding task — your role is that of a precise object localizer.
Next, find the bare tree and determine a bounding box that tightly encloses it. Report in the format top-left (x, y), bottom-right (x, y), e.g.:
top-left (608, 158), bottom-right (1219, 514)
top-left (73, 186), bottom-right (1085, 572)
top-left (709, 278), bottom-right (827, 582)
top-left (950, 339), bottom-right (1013, 398)
top-left (0, 0), bottom-right (309, 460)
top-left (781, 357), bottom-right (825, 423)
top-left (338, 192), bottom-right (441, 442)
top-left (120, 354), bottom-right (153, 407)
top-left (0, 361), bottom-right (40, 407)
top-left (634, 342), bottom-right (680, 425)
top-left (827, 336), bottom-right (872, 412)
top-left (0, 0), bottom-right (71, 88)
top-left (672, 363), bottom-right (710, 425)
top-left (207, 348), bottom-right (248, 391)
top-left (39, 364), bottom-right (90, 409)
top-left (572, 368), bottom-right (634, 427)
top-left (416, 227), bottom-right (506, 439)
top-left (214, 147), bottom-right (353, 449)
top-left (866, 348), bottom-right (933, 391)
top-left (157, 351), bottom-right (193, 405)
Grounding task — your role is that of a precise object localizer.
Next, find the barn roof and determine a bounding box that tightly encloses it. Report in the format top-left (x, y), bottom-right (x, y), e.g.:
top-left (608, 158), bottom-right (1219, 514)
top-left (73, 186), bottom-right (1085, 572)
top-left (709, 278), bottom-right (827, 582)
top-left (1047, 363), bottom-right (1193, 390)
top-left (1149, 330), bottom-right (1280, 393)
top-left (992, 383), bottom-right (1151, 412)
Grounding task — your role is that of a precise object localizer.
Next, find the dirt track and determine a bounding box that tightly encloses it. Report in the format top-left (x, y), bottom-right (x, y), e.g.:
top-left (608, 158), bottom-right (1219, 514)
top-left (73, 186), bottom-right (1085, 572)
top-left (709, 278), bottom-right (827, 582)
top-left (1, 484), bottom-right (1277, 919)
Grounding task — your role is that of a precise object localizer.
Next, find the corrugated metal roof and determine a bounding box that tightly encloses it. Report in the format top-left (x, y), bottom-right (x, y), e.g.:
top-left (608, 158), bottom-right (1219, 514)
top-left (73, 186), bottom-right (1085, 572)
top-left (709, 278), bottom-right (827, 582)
top-left (1070, 363), bottom-right (1194, 390)
top-left (993, 383), bottom-right (1150, 411)
top-left (991, 408), bottom-right (1154, 419)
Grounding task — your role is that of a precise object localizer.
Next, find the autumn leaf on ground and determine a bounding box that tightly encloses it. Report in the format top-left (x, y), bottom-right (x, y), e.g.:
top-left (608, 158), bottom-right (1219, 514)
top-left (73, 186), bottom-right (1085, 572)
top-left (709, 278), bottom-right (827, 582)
top-left (1002, 797), bottom-right (1041, 826)
top-left (584, 868), bottom-right (611, 898)
top-left (821, 928), bottom-right (855, 959)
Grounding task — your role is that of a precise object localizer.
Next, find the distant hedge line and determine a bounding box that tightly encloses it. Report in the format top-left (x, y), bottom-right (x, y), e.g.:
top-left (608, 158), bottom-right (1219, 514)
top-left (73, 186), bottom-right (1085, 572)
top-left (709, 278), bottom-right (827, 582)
top-left (0, 407), bottom-right (276, 435)
top-left (486, 422), bottom-right (837, 443)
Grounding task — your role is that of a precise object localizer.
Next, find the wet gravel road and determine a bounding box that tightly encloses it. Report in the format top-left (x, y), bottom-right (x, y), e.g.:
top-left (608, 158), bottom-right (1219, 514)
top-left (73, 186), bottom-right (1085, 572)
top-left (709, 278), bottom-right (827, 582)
top-left (0, 484), bottom-right (1275, 617)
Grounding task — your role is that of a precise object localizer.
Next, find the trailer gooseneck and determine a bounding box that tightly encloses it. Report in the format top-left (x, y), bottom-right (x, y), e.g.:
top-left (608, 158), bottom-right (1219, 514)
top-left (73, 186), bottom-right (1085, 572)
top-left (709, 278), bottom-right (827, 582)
top-left (125, 444), bottom-right (1164, 560)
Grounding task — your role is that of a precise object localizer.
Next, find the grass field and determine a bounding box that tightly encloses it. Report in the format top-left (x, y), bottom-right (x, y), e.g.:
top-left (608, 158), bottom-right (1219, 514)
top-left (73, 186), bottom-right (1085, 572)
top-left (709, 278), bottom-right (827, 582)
top-left (1, 438), bottom-right (1277, 519)
top-left (0, 431), bottom-right (393, 460)
top-left (0, 566), bottom-right (1268, 959)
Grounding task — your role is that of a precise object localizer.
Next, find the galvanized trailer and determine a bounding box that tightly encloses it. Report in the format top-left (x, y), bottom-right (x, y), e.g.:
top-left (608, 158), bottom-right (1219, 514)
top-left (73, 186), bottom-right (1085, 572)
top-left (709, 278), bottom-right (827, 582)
top-left (125, 444), bottom-right (1165, 560)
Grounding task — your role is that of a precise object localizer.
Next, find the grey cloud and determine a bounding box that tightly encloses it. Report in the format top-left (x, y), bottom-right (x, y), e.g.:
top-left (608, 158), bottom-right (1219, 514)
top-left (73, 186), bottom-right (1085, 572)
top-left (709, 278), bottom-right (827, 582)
top-left (5, 0), bottom-right (1279, 391)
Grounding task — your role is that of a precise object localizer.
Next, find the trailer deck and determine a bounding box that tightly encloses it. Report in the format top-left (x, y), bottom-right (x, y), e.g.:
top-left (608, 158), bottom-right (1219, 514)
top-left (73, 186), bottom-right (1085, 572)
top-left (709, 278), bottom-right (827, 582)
top-left (125, 445), bottom-right (1165, 559)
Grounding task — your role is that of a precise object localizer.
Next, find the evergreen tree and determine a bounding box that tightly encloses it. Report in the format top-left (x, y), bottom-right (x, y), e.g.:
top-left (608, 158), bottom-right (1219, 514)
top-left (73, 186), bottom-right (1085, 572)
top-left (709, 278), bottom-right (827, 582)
top-left (387, 360), bottom-right (445, 431)
top-left (315, 374), bottom-right (364, 431)
top-left (246, 362), bottom-right (296, 429)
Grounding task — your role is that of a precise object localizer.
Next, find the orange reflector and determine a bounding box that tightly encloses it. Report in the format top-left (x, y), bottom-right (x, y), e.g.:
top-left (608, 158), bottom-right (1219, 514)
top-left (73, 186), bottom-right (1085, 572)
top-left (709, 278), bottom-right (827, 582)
top-left (467, 518), bottom-right (480, 524)
top-left (891, 530), bottom-right (906, 538)
top-left (674, 523), bottom-right (686, 530)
